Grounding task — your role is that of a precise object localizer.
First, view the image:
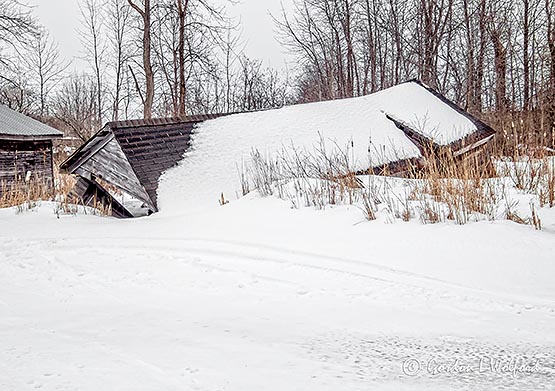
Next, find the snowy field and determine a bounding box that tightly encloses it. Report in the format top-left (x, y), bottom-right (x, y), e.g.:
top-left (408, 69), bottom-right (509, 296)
top-left (1, 193), bottom-right (555, 390)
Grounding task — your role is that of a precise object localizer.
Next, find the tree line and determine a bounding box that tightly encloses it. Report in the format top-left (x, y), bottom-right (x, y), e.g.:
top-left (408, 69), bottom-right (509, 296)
top-left (0, 0), bottom-right (291, 140)
top-left (1, 0), bottom-right (554, 145)
top-left (277, 0), bottom-right (555, 142)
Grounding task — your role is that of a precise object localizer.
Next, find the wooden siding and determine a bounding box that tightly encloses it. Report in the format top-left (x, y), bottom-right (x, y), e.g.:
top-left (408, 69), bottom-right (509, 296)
top-left (75, 136), bottom-right (154, 212)
top-left (0, 139), bottom-right (54, 194)
top-left (73, 177), bottom-right (134, 219)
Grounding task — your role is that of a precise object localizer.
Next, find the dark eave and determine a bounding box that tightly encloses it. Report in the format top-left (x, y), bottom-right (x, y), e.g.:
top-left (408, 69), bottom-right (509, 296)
top-left (385, 113), bottom-right (439, 154)
top-left (0, 133), bottom-right (62, 141)
top-left (404, 79), bottom-right (496, 142)
top-left (59, 127), bottom-right (112, 173)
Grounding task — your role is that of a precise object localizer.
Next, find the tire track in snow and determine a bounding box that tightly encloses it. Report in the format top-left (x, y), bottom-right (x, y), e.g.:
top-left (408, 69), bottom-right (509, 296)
top-left (5, 236), bottom-right (555, 317)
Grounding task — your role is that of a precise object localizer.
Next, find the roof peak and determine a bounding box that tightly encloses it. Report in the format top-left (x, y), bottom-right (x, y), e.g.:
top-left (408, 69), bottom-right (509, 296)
top-left (106, 114), bottom-right (228, 130)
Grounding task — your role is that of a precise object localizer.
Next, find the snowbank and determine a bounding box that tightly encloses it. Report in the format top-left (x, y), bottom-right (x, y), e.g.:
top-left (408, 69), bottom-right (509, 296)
top-left (1, 197), bottom-right (555, 390)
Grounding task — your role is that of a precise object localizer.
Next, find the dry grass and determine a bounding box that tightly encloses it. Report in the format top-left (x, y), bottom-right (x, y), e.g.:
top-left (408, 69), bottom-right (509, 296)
top-left (0, 150), bottom-right (112, 217)
top-left (492, 112), bottom-right (555, 210)
top-left (0, 177), bottom-right (54, 212)
top-left (241, 116), bottom-right (555, 229)
top-left (243, 135), bottom-right (367, 211)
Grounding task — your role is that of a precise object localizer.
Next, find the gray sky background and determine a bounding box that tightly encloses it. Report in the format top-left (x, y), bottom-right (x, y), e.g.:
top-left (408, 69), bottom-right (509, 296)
top-left (28, 0), bottom-right (294, 72)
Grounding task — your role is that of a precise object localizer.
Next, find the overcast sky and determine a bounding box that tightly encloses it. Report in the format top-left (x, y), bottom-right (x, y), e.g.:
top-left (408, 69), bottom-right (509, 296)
top-left (28, 0), bottom-right (294, 72)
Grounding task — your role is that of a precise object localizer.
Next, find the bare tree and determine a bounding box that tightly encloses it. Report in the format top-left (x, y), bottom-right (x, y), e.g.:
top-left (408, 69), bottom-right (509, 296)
top-left (24, 29), bottom-right (70, 117)
top-left (176, 0), bottom-right (189, 116)
top-left (460, 0), bottom-right (487, 112)
top-left (486, 0), bottom-right (512, 112)
top-left (0, 0), bottom-right (37, 62)
top-left (546, 0), bottom-right (555, 129)
top-left (220, 24), bottom-right (242, 112)
top-left (415, 0), bottom-right (454, 88)
top-left (275, 0), bottom-right (554, 120)
top-left (237, 56), bottom-right (289, 111)
top-left (0, 72), bottom-right (35, 113)
top-left (54, 74), bottom-right (101, 141)
top-left (80, 0), bottom-right (106, 123)
top-left (128, 0), bottom-right (155, 119)
top-left (106, 0), bottom-right (131, 121)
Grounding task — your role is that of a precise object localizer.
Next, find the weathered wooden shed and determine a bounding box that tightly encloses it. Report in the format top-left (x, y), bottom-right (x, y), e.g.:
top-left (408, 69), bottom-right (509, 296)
top-left (0, 104), bottom-right (63, 196)
top-left (60, 115), bottom-right (223, 218)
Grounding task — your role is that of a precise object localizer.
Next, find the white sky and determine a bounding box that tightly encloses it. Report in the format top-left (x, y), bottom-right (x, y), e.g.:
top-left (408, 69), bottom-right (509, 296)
top-left (28, 0), bottom-right (294, 72)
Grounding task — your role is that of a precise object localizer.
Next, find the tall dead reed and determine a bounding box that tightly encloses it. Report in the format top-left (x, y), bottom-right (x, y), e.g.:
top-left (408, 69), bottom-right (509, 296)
top-left (241, 124), bottom-right (554, 229)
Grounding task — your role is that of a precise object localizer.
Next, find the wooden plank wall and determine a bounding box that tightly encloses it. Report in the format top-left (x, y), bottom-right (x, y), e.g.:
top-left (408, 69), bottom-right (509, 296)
top-left (75, 137), bottom-right (154, 211)
top-left (0, 139), bottom-right (54, 195)
top-left (73, 177), bottom-right (135, 218)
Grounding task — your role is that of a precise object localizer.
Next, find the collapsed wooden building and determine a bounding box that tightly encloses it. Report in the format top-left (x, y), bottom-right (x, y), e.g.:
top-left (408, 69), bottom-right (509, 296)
top-left (60, 80), bottom-right (495, 218)
top-left (60, 115), bottom-right (223, 217)
top-left (0, 104), bottom-right (63, 197)
top-left (370, 81), bottom-right (496, 176)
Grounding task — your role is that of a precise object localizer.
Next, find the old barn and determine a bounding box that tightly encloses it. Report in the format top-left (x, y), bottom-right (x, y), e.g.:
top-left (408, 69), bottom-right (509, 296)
top-left (0, 104), bottom-right (63, 196)
top-left (61, 80), bottom-right (495, 218)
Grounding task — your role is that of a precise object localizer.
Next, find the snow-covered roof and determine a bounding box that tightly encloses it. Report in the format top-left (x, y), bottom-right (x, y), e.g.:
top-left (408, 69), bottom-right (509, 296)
top-left (157, 80), bottom-right (495, 212)
top-left (183, 80), bottom-right (489, 170)
top-left (0, 104), bottom-right (63, 138)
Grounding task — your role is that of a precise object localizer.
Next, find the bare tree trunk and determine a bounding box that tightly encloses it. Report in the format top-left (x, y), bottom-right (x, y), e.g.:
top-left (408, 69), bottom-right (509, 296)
top-left (417, 0), bottom-right (452, 89)
top-left (523, 0), bottom-right (531, 110)
top-left (420, 0), bottom-right (435, 86)
top-left (546, 0), bottom-right (555, 131)
top-left (475, 0), bottom-right (487, 111)
top-left (362, 0), bottom-right (377, 93)
top-left (128, 0), bottom-right (154, 119)
top-left (340, 0), bottom-right (355, 97)
top-left (108, 0), bottom-right (130, 121)
top-left (176, 0), bottom-right (190, 117)
top-left (389, 0), bottom-right (404, 85)
top-left (490, 28), bottom-right (508, 112)
top-left (462, 0), bottom-right (475, 111)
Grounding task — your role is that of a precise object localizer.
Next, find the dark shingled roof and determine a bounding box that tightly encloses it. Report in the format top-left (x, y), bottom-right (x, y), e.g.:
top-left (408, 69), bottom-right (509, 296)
top-left (61, 114), bottom-right (226, 210)
top-left (108, 115), bottom-right (224, 205)
top-left (0, 104), bottom-right (63, 138)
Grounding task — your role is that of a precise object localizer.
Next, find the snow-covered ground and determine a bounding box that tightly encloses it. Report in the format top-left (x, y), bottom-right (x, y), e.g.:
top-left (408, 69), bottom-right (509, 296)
top-left (1, 192), bottom-right (555, 390)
